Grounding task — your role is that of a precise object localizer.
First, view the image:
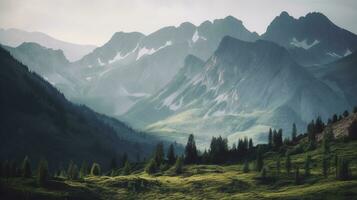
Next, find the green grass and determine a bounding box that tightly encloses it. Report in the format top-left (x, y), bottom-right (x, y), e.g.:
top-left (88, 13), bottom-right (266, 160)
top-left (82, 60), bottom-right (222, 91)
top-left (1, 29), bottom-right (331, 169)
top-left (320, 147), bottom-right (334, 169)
top-left (2, 140), bottom-right (357, 200)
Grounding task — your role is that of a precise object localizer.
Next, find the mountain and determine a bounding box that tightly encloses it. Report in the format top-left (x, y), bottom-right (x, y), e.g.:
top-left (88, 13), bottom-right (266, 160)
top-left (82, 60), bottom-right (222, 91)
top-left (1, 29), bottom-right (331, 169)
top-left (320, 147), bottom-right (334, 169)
top-left (310, 51), bottom-right (357, 107)
top-left (262, 12), bottom-right (357, 66)
top-left (0, 28), bottom-right (97, 61)
top-left (0, 47), bottom-right (158, 169)
top-left (2, 42), bottom-right (80, 99)
top-left (71, 16), bottom-right (259, 116)
top-left (124, 36), bottom-right (349, 146)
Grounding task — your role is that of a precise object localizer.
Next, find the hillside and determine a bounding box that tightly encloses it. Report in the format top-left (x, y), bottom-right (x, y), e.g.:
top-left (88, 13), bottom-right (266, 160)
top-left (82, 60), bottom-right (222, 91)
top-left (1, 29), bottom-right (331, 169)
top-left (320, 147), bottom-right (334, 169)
top-left (2, 112), bottom-right (357, 200)
top-left (0, 47), bottom-right (157, 170)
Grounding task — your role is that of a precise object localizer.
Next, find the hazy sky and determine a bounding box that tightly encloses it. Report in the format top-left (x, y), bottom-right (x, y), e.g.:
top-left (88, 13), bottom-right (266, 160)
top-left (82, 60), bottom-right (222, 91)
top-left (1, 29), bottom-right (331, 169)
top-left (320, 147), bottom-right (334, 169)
top-left (1, 0), bottom-right (356, 45)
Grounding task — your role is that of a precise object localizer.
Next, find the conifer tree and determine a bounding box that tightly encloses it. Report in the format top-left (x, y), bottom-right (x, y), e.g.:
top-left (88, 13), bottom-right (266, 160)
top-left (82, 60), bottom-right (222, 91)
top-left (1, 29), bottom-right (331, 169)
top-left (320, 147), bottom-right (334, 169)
top-left (295, 167), bottom-right (300, 185)
top-left (3, 160), bottom-right (10, 180)
top-left (185, 134), bottom-right (198, 164)
top-left (248, 138), bottom-right (254, 150)
top-left (154, 142), bottom-right (165, 166)
top-left (174, 156), bottom-right (184, 174)
top-left (120, 153), bottom-right (128, 168)
top-left (348, 120), bottom-right (357, 140)
top-left (304, 155), bottom-right (311, 177)
top-left (110, 157), bottom-right (118, 171)
top-left (243, 160), bottom-right (250, 173)
top-left (337, 157), bottom-right (350, 180)
top-left (260, 167), bottom-right (267, 179)
top-left (37, 159), bottom-right (49, 186)
top-left (21, 156), bottom-right (32, 178)
top-left (79, 161), bottom-right (89, 178)
top-left (90, 163), bottom-right (101, 176)
top-left (145, 159), bottom-right (157, 175)
top-left (343, 110), bottom-right (349, 118)
top-left (122, 161), bottom-right (131, 175)
top-left (256, 148), bottom-right (264, 172)
top-left (167, 144), bottom-right (176, 165)
top-left (268, 128), bottom-right (273, 148)
top-left (334, 154), bottom-right (338, 177)
top-left (353, 106), bottom-right (357, 113)
top-left (292, 123), bottom-right (297, 141)
top-left (285, 155), bottom-right (291, 176)
top-left (322, 156), bottom-right (329, 178)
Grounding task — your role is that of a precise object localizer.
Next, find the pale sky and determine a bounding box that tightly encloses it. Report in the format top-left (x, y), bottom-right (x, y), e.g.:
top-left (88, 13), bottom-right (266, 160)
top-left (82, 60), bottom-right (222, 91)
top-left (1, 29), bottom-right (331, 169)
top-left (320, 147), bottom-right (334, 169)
top-left (1, 0), bottom-right (356, 46)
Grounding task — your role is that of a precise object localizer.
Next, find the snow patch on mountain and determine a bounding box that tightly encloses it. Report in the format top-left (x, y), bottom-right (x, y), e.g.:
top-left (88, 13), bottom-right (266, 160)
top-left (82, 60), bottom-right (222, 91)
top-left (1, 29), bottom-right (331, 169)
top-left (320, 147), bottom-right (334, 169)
top-left (290, 38), bottom-right (320, 49)
top-left (136, 41), bottom-right (173, 60)
top-left (119, 86), bottom-right (150, 97)
top-left (327, 52), bottom-right (342, 58)
top-left (192, 30), bottom-right (207, 43)
top-left (344, 49), bottom-right (352, 56)
top-left (97, 58), bottom-right (105, 66)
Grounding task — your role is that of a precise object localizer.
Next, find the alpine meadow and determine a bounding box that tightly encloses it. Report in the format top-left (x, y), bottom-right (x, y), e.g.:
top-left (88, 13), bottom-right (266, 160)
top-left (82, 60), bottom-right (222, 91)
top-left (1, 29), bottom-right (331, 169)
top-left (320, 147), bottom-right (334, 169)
top-left (1, 1), bottom-right (357, 199)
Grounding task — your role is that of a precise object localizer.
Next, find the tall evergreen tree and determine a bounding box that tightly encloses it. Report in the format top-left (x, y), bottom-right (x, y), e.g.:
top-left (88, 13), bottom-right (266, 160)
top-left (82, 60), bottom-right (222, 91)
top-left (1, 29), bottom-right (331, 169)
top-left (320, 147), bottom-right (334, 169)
top-left (79, 161), bottom-right (89, 178)
top-left (322, 156), bottom-right (329, 178)
top-left (295, 167), bottom-right (300, 185)
top-left (348, 120), bottom-right (357, 140)
top-left (21, 156), bottom-right (32, 178)
top-left (337, 157), bottom-right (350, 180)
top-left (304, 155), bottom-right (311, 177)
top-left (268, 128), bottom-right (273, 148)
top-left (145, 159), bottom-right (157, 175)
top-left (292, 123), bottom-right (297, 141)
top-left (120, 153), bottom-right (128, 168)
top-left (110, 157), bottom-right (118, 171)
top-left (243, 160), bottom-right (250, 173)
top-left (256, 147), bottom-right (264, 172)
top-left (90, 163), bottom-right (101, 176)
top-left (285, 155), bottom-right (291, 176)
top-left (185, 134), bottom-right (198, 164)
top-left (167, 144), bottom-right (176, 165)
top-left (37, 159), bottom-right (49, 186)
top-left (174, 156), bottom-right (184, 174)
top-left (122, 161), bottom-right (131, 175)
top-left (154, 142), bottom-right (165, 166)
top-left (248, 138), bottom-right (254, 150)
top-left (343, 110), bottom-right (349, 118)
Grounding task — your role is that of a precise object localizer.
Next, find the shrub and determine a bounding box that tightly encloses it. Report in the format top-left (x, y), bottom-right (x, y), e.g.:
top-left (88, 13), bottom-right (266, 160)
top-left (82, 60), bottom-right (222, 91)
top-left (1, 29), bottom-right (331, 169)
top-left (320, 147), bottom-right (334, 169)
top-left (174, 157), bottom-right (184, 174)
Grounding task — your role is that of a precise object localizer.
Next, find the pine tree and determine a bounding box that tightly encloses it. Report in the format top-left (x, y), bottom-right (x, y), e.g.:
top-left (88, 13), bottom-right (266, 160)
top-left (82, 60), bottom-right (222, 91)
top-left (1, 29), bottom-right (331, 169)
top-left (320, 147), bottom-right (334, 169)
top-left (285, 155), bottom-right (291, 176)
top-left (295, 167), bottom-right (300, 185)
top-left (268, 128), bottom-right (273, 148)
top-left (145, 159), bottom-right (157, 175)
top-left (90, 163), bottom-right (101, 176)
top-left (174, 156), bottom-right (184, 174)
top-left (292, 123), bottom-right (297, 141)
top-left (185, 134), bottom-right (198, 164)
top-left (154, 142), bottom-right (165, 166)
top-left (110, 157), bottom-right (118, 171)
top-left (322, 156), bottom-right (329, 178)
top-left (332, 114), bottom-right (338, 123)
top-left (323, 127), bottom-right (334, 153)
top-left (343, 110), bottom-right (349, 118)
top-left (37, 159), bottom-right (49, 186)
top-left (67, 161), bottom-right (74, 179)
top-left (304, 155), bottom-right (311, 177)
top-left (248, 138), bottom-right (254, 150)
top-left (3, 160), bottom-right (10, 179)
top-left (21, 156), bottom-right (32, 178)
top-left (334, 154), bottom-right (338, 177)
top-left (167, 144), bottom-right (176, 165)
top-left (260, 167), bottom-right (267, 179)
top-left (120, 153), bottom-right (128, 168)
top-left (79, 161), bottom-right (89, 178)
top-left (353, 106), bottom-right (357, 113)
top-left (122, 161), bottom-right (131, 175)
top-left (348, 120), bottom-right (357, 140)
top-left (69, 164), bottom-right (79, 180)
top-left (242, 160), bottom-right (250, 173)
top-left (256, 148), bottom-right (264, 172)
top-left (337, 157), bottom-right (350, 180)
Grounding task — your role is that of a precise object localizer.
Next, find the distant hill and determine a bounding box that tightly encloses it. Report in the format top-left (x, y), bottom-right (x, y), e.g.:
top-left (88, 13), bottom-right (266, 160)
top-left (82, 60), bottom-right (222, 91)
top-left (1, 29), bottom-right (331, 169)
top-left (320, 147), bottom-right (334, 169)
top-left (0, 28), bottom-right (96, 61)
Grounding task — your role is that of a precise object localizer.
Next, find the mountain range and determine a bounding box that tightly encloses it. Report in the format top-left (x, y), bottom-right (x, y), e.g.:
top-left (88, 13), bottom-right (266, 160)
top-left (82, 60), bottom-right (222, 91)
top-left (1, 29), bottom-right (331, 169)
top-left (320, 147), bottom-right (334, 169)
top-left (0, 28), bottom-right (97, 61)
top-left (2, 11), bottom-right (356, 147)
top-left (124, 36), bottom-right (350, 146)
